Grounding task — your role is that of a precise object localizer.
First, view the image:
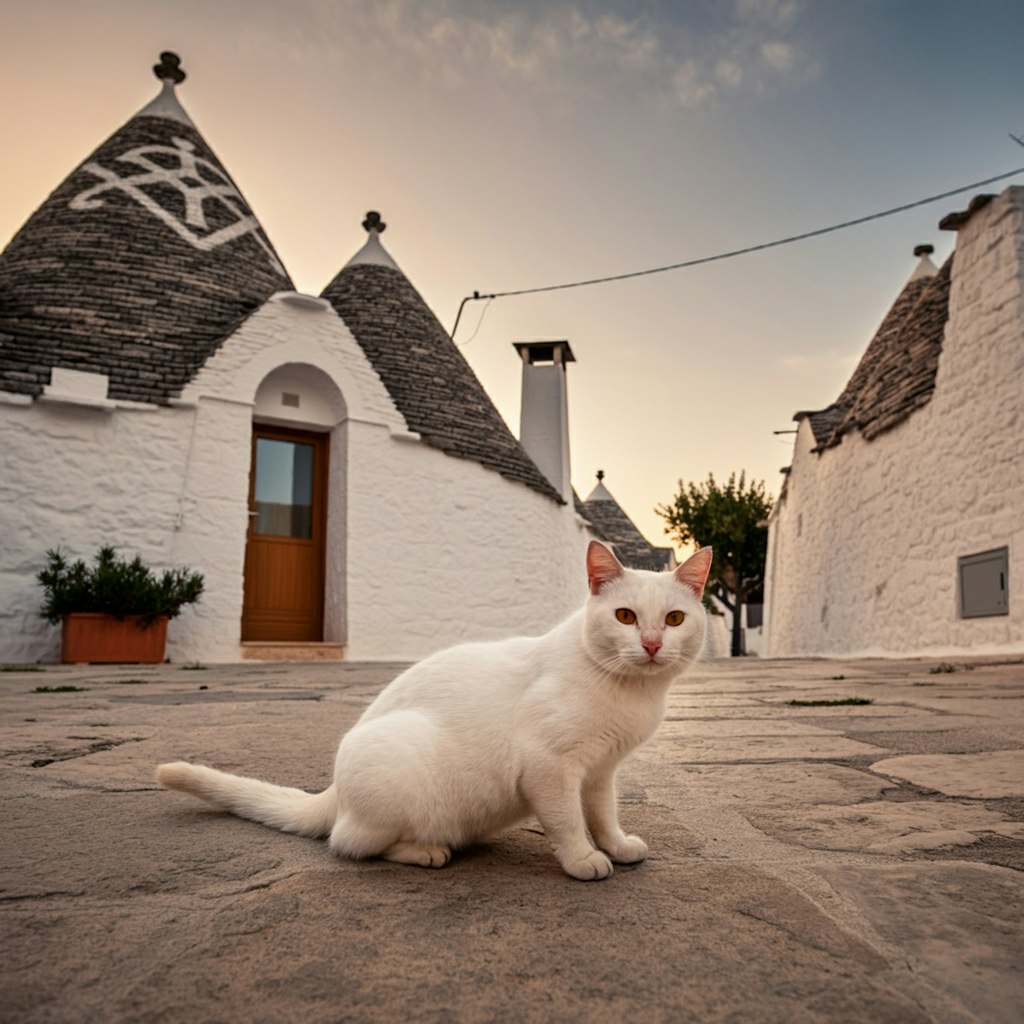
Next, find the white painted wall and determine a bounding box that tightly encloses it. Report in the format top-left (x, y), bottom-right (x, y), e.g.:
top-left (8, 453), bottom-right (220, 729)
top-left (0, 292), bottom-right (593, 664)
top-left (0, 394), bottom-right (225, 664)
top-left (343, 419), bottom-right (591, 659)
top-left (764, 187), bottom-right (1024, 657)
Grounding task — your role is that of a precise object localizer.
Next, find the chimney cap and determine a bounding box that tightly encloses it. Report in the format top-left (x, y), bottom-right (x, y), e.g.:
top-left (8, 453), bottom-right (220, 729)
top-left (513, 339), bottom-right (576, 364)
top-left (940, 193), bottom-right (995, 231)
top-left (913, 244), bottom-right (934, 257)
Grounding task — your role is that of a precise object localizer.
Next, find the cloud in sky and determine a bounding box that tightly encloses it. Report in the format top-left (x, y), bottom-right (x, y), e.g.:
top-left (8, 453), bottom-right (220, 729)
top-left (310, 0), bottom-right (819, 110)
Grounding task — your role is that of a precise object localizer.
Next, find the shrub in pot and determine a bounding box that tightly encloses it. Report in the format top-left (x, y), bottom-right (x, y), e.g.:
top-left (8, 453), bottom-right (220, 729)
top-left (38, 546), bottom-right (204, 664)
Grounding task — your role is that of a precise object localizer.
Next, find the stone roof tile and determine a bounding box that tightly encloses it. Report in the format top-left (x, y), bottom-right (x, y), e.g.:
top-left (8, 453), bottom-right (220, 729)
top-left (798, 257), bottom-right (951, 450)
top-left (0, 64), bottom-right (292, 403)
top-left (581, 479), bottom-right (674, 571)
top-left (322, 256), bottom-right (562, 503)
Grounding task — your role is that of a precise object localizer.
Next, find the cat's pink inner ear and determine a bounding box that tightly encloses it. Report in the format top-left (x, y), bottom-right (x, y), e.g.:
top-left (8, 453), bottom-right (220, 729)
top-left (676, 546), bottom-right (713, 598)
top-left (587, 541), bottom-right (624, 595)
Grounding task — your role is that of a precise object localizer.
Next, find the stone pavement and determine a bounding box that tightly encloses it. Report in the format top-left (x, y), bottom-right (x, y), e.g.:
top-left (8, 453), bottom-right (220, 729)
top-left (1, 654), bottom-right (1022, 1023)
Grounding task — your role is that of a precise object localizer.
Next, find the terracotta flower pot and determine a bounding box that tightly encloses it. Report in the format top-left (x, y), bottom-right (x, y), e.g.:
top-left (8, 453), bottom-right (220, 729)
top-left (61, 613), bottom-right (169, 664)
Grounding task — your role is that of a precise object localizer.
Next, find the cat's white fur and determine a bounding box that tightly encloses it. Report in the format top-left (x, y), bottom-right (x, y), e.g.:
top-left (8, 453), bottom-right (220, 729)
top-left (156, 541), bottom-right (712, 881)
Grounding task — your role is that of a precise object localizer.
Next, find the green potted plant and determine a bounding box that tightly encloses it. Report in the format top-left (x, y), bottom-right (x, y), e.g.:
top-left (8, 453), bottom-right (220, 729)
top-left (38, 546), bottom-right (204, 664)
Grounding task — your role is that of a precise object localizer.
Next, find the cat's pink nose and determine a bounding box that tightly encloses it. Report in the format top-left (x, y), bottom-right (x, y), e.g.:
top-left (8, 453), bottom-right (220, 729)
top-left (642, 638), bottom-right (662, 659)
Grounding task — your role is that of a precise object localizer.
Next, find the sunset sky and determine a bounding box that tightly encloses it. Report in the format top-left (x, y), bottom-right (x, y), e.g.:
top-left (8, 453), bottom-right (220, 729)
top-left (4, 1), bottom-right (1023, 551)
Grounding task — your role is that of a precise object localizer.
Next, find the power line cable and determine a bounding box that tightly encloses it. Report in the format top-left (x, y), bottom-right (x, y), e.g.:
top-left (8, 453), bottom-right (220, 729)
top-left (456, 296), bottom-right (493, 348)
top-left (450, 163), bottom-right (1024, 338)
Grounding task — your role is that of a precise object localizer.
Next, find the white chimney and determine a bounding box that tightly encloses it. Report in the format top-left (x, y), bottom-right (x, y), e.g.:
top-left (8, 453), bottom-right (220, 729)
top-left (514, 340), bottom-right (576, 503)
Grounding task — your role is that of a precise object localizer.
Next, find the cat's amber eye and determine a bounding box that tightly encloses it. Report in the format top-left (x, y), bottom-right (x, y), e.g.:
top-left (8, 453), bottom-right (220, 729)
top-left (665, 610), bottom-right (686, 627)
top-left (615, 608), bottom-right (637, 625)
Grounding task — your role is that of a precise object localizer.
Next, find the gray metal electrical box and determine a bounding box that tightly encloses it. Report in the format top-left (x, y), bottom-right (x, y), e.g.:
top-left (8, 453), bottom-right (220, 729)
top-left (958, 547), bottom-right (1009, 618)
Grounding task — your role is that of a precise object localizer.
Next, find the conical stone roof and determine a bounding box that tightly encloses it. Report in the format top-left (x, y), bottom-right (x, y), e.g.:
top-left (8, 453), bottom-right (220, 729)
top-left (322, 214), bottom-right (562, 502)
top-left (0, 53), bottom-right (293, 404)
top-left (798, 249), bottom-right (951, 450)
top-left (582, 473), bottom-right (674, 570)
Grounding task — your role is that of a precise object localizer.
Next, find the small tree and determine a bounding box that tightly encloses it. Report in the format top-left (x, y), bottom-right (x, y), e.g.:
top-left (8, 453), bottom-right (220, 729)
top-left (656, 472), bottom-right (773, 656)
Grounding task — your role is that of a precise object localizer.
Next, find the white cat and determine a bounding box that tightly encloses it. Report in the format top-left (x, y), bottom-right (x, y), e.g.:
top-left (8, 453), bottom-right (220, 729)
top-left (156, 540), bottom-right (712, 881)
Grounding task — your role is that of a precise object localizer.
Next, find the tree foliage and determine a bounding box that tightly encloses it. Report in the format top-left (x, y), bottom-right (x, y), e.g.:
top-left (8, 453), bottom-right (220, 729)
top-left (656, 472), bottom-right (774, 654)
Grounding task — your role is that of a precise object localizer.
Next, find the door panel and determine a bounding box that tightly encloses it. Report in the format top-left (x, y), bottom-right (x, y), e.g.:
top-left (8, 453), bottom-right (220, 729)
top-left (242, 427), bottom-right (328, 641)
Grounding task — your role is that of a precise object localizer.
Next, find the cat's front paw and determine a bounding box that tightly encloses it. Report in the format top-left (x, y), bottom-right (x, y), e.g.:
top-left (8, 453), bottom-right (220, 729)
top-left (562, 849), bottom-right (614, 881)
top-left (609, 835), bottom-right (648, 864)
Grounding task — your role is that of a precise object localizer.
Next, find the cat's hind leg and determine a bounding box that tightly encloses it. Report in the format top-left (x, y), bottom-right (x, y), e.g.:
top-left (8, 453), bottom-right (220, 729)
top-left (328, 814), bottom-right (452, 869)
top-left (328, 814), bottom-right (396, 861)
top-left (382, 841), bottom-right (452, 868)
top-left (330, 710), bottom-right (455, 869)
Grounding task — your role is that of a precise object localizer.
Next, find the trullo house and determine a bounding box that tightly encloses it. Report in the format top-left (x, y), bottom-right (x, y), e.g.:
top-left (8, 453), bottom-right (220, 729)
top-left (0, 54), bottom-right (669, 665)
top-left (764, 186), bottom-right (1024, 657)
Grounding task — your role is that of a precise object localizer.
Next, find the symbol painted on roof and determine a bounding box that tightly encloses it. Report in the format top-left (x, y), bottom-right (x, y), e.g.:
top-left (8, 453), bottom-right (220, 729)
top-left (69, 137), bottom-right (286, 276)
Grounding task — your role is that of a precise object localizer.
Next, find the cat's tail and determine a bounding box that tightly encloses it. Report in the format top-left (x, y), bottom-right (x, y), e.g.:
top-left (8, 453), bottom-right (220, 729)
top-left (155, 762), bottom-right (337, 838)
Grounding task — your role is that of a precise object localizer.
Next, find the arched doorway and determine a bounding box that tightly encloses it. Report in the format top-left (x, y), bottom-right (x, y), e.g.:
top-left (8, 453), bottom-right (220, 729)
top-left (242, 364), bottom-right (346, 644)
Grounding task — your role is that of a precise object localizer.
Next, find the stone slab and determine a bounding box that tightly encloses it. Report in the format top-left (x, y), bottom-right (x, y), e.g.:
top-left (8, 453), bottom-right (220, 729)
top-left (826, 713), bottom-right (995, 732)
top-left (667, 734), bottom-right (890, 763)
top-left (660, 718), bottom-right (837, 737)
top-left (883, 696), bottom-right (1024, 722)
top-left (749, 799), bottom-right (1024, 854)
top-left (676, 762), bottom-right (890, 807)
top-left (818, 863), bottom-right (1024, 1024)
top-left (2, 655), bottom-right (1022, 1023)
top-left (871, 750), bottom-right (1024, 798)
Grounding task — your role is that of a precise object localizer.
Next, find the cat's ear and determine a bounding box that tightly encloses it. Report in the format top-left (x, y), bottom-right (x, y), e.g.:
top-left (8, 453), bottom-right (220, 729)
top-left (587, 541), bottom-right (624, 595)
top-left (675, 546), bottom-right (712, 599)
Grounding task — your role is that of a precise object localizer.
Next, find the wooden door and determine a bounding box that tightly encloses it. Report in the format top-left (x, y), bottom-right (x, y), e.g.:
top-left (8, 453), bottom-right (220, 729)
top-left (241, 426), bottom-right (328, 641)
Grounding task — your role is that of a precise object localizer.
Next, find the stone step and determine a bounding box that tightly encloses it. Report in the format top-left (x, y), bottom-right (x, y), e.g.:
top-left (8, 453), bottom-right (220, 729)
top-left (240, 642), bottom-right (346, 662)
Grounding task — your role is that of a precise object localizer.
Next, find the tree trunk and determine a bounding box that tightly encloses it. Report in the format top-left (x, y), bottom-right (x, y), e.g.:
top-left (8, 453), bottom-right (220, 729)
top-left (731, 590), bottom-right (745, 657)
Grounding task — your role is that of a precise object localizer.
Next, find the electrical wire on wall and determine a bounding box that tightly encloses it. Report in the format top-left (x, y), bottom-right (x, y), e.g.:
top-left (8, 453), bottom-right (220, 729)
top-left (449, 162), bottom-right (1024, 340)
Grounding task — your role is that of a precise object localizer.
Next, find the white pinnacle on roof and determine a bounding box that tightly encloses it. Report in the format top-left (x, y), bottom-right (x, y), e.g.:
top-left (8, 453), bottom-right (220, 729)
top-left (344, 211), bottom-right (400, 271)
top-left (906, 243), bottom-right (939, 283)
top-left (133, 52), bottom-right (194, 127)
top-left (585, 470), bottom-right (615, 502)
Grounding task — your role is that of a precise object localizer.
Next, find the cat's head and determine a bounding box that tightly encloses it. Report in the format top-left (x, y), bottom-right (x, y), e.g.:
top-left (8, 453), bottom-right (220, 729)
top-left (582, 541), bottom-right (712, 677)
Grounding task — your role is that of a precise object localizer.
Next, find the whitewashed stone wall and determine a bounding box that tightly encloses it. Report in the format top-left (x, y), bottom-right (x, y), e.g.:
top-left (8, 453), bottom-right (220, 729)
top-left (0, 394), bottom-right (237, 663)
top-left (0, 292), bottom-right (592, 664)
top-left (343, 419), bottom-right (591, 660)
top-left (765, 187), bottom-right (1024, 657)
